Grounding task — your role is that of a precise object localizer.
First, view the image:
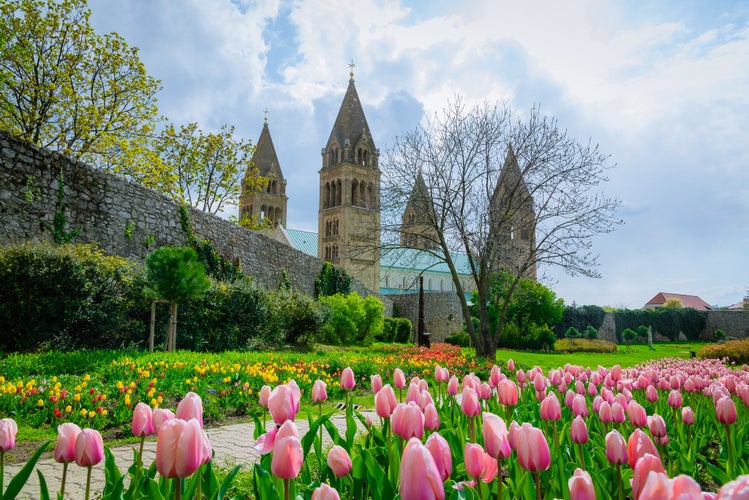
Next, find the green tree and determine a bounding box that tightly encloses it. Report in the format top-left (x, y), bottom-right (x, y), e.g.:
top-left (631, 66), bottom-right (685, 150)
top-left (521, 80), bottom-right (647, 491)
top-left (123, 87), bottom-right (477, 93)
top-left (663, 298), bottom-right (683, 309)
top-left (315, 262), bottom-right (353, 298)
top-left (0, 0), bottom-right (161, 172)
top-left (146, 246), bottom-right (209, 351)
top-left (622, 328), bottom-right (638, 351)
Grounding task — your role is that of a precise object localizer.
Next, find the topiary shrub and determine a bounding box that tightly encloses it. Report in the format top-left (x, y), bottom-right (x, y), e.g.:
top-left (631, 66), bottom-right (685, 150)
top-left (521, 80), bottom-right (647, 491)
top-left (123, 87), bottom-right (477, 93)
top-left (445, 330), bottom-right (471, 347)
top-left (392, 318), bottom-right (412, 343)
top-left (555, 338), bottom-right (617, 353)
top-left (317, 292), bottom-right (384, 346)
top-left (583, 325), bottom-right (598, 339)
top-left (315, 262), bottom-right (352, 298)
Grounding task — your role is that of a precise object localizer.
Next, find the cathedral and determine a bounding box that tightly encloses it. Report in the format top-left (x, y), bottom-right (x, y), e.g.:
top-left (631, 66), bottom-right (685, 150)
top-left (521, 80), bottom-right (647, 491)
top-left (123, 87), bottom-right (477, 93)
top-left (239, 70), bottom-right (536, 295)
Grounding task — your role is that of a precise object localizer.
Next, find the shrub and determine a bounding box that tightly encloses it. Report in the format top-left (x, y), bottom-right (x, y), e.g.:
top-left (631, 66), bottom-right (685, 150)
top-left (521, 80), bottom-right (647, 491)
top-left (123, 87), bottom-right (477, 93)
top-left (565, 327), bottom-right (581, 340)
top-left (554, 338), bottom-right (617, 353)
top-left (613, 308), bottom-right (707, 341)
top-left (714, 329), bottom-right (726, 341)
top-left (583, 325), bottom-right (598, 339)
top-left (317, 293), bottom-right (384, 346)
top-left (697, 339), bottom-right (749, 364)
top-left (391, 318), bottom-right (413, 343)
top-left (498, 323), bottom-right (557, 351)
top-left (445, 330), bottom-right (471, 347)
top-left (315, 262), bottom-right (352, 298)
top-left (554, 305), bottom-right (606, 338)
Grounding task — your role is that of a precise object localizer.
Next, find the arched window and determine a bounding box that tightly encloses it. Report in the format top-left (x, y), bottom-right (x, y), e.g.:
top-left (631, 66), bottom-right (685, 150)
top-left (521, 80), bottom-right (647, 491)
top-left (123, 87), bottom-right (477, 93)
top-left (331, 182), bottom-right (337, 207)
top-left (336, 180), bottom-right (342, 206)
top-left (324, 183), bottom-right (331, 208)
top-left (352, 179), bottom-right (359, 206)
top-left (428, 278), bottom-right (432, 290)
top-left (440, 279), bottom-right (444, 291)
top-left (360, 182), bottom-right (366, 207)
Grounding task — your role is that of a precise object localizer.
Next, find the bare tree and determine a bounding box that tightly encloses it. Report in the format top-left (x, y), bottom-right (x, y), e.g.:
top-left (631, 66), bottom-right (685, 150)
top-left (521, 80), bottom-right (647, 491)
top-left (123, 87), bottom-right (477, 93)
top-left (381, 98), bottom-right (621, 359)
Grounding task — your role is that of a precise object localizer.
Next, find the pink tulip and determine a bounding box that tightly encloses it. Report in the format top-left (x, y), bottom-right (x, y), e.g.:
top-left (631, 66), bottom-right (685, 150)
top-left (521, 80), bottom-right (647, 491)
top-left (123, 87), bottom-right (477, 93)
top-left (667, 390), bottom-right (683, 409)
top-left (312, 379), bottom-right (327, 403)
top-left (716, 396), bottom-right (737, 425)
top-left (406, 383), bottom-right (421, 405)
top-left (461, 387), bottom-right (481, 417)
top-left (568, 468), bottom-right (595, 500)
top-left (507, 359), bottom-right (515, 371)
top-left (512, 423), bottom-right (550, 472)
top-left (447, 376), bottom-right (459, 396)
top-left (480, 453), bottom-right (498, 483)
top-left (156, 418), bottom-right (203, 478)
top-left (176, 392), bottom-right (203, 427)
top-left (637, 470), bottom-right (671, 499)
top-left (0, 418), bottom-right (18, 452)
top-left (435, 366), bottom-right (449, 383)
top-left (497, 379), bottom-right (518, 406)
top-left (631, 453), bottom-right (666, 500)
top-left (479, 382), bottom-right (493, 401)
top-left (54, 422), bottom-right (82, 463)
top-left (627, 429), bottom-right (661, 470)
top-left (420, 390), bottom-right (435, 410)
top-left (682, 406), bottom-right (695, 426)
top-left (132, 402), bottom-right (155, 437)
top-left (489, 365), bottom-right (502, 387)
top-left (259, 385), bottom-right (272, 408)
top-left (626, 401), bottom-right (648, 427)
top-left (424, 403), bottom-right (440, 431)
top-left (534, 375), bottom-right (547, 392)
top-left (74, 428), bottom-right (104, 467)
top-left (647, 414), bottom-right (667, 438)
top-left (277, 420), bottom-right (300, 440)
top-left (572, 394), bottom-right (588, 418)
top-left (540, 393), bottom-right (562, 421)
top-left (327, 445), bottom-right (352, 478)
top-left (464, 443), bottom-right (485, 479)
top-left (375, 384), bottom-right (398, 418)
top-left (605, 429), bottom-right (628, 466)
top-left (670, 474), bottom-right (703, 498)
top-left (340, 367), bottom-right (355, 391)
top-left (370, 374), bottom-right (383, 394)
top-left (268, 384), bottom-right (300, 424)
top-left (425, 432), bottom-right (452, 482)
top-left (717, 474), bottom-right (749, 498)
top-left (153, 407), bottom-right (175, 433)
top-left (394, 368), bottom-right (406, 389)
top-left (611, 402), bottom-right (626, 424)
top-left (312, 483), bottom-right (341, 500)
top-left (646, 385), bottom-right (659, 403)
top-left (271, 433), bottom-right (303, 480)
top-left (482, 412), bottom-right (511, 459)
top-left (399, 438), bottom-right (445, 500)
top-left (598, 401), bottom-right (613, 424)
top-left (392, 402), bottom-right (425, 440)
top-left (570, 415), bottom-right (588, 444)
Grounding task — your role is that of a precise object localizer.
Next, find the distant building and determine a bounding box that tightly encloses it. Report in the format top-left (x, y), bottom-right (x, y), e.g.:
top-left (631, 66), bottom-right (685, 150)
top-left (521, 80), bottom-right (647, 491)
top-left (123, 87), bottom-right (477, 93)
top-left (643, 292), bottom-right (712, 311)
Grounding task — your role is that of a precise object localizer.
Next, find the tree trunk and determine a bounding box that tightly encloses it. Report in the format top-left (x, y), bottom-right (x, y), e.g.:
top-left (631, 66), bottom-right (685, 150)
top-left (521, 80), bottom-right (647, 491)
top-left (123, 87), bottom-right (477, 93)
top-left (168, 301), bottom-right (178, 351)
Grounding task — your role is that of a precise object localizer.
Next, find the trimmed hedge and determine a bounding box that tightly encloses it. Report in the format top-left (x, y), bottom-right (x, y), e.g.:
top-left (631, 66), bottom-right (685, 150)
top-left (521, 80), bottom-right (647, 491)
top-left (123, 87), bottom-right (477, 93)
top-left (698, 339), bottom-right (749, 365)
top-left (554, 338), bottom-right (617, 353)
top-left (553, 305), bottom-right (606, 338)
top-left (379, 317), bottom-right (413, 343)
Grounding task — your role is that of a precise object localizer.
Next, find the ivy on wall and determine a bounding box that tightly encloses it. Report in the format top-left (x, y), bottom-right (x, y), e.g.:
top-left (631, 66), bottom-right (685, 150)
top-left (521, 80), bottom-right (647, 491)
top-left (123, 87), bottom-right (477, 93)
top-left (613, 308), bottom-right (707, 341)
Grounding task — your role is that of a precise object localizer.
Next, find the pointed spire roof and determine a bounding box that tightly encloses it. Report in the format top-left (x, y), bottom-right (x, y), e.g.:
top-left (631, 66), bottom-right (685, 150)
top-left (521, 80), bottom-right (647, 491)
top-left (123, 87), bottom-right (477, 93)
top-left (494, 143), bottom-right (530, 202)
top-left (406, 170), bottom-right (433, 211)
top-left (327, 75), bottom-right (376, 153)
top-left (251, 120), bottom-right (284, 179)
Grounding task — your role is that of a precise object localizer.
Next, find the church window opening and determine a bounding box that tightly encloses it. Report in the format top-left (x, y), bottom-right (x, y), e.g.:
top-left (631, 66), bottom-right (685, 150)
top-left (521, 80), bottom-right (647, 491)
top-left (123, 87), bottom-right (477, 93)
top-left (360, 182), bottom-right (367, 207)
top-left (352, 179), bottom-right (359, 206)
top-left (336, 180), bottom-right (342, 206)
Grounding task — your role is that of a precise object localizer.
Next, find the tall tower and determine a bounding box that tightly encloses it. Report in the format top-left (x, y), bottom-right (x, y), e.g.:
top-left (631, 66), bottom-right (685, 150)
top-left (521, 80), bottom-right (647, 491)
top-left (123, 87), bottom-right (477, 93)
top-left (239, 117), bottom-right (288, 227)
top-left (489, 144), bottom-right (537, 280)
top-left (401, 170), bottom-right (438, 249)
top-left (318, 67), bottom-right (381, 291)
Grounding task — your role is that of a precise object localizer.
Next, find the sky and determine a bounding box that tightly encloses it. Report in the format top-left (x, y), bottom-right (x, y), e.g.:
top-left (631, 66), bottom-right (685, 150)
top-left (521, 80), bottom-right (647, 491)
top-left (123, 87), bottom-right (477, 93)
top-left (88, 0), bottom-right (749, 309)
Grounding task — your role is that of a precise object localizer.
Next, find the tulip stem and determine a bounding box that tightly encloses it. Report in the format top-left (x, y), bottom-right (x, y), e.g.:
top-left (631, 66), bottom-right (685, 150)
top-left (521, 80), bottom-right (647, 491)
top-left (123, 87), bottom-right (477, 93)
top-left (84, 465), bottom-right (92, 500)
top-left (468, 415), bottom-right (476, 443)
top-left (577, 443), bottom-right (585, 469)
top-left (1, 450), bottom-right (4, 498)
top-left (283, 478), bottom-right (290, 500)
top-left (616, 464), bottom-right (624, 500)
top-left (174, 477), bottom-right (182, 500)
top-left (552, 421), bottom-right (559, 450)
top-left (725, 423), bottom-right (735, 477)
top-left (60, 462), bottom-right (68, 498)
top-left (533, 471), bottom-right (541, 500)
top-left (496, 459), bottom-right (503, 500)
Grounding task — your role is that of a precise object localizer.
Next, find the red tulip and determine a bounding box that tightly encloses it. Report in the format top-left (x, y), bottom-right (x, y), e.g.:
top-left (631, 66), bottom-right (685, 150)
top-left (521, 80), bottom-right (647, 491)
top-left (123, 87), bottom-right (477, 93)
top-left (132, 402), bottom-right (155, 437)
top-left (497, 379), bottom-right (518, 406)
top-left (627, 429), bottom-right (661, 470)
top-left (482, 412), bottom-right (511, 459)
top-left (156, 418), bottom-right (203, 478)
top-left (268, 384), bottom-right (300, 424)
top-left (568, 468), bottom-right (595, 500)
top-left (370, 374), bottom-right (383, 394)
top-left (312, 379), bottom-right (327, 403)
top-left (375, 384), bottom-right (398, 418)
top-left (259, 385), bottom-right (271, 408)
top-left (0, 418), bottom-right (18, 452)
top-left (176, 391), bottom-right (203, 427)
top-left (74, 428), bottom-right (104, 467)
top-left (631, 453), bottom-right (666, 500)
top-left (647, 414), bottom-right (667, 438)
top-left (424, 403), bottom-right (440, 431)
top-left (605, 429), bottom-right (628, 466)
top-left (399, 438), bottom-right (445, 500)
top-left (327, 445), bottom-right (352, 478)
top-left (425, 432), bottom-right (452, 482)
top-left (716, 396), bottom-right (737, 425)
top-left (464, 443), bottom-right (485, 479)
top-left (447, 376), bottom-right (459, 396)
top-left (461, 387), bottom-right (481, 417)
top-left (271, 433), bottom-right (303, 480)
top-left (681, 406), bottom-right (695, 426)
top-left (540, 393), bottom-right (561, 421)
top-left (54, 422), bottom-right (82, 463)
top-left (392, 402), bottom-right (425, 440)
top-left (312, 483), bottom-right (341, 500)
top-left (512, 423), bottom-right (550, 472)
top-left (394, 368), bottom-right (406, 389)
top-left (570, 415), bottom-right (588, 444)
top-left (153, 407), bottom-right (175, 433)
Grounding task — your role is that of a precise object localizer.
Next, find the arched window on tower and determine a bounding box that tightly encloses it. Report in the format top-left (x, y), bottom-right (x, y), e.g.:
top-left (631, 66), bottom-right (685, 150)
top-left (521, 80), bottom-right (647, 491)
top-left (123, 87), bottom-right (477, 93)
top-left (331, 182), bottom-right (337, 207)
top-left (336, 179), bottom-right (342, 206)
top-left (360, 182), bottom-right (366, 208)
top-left (351, 179), bottom-right (359, 206)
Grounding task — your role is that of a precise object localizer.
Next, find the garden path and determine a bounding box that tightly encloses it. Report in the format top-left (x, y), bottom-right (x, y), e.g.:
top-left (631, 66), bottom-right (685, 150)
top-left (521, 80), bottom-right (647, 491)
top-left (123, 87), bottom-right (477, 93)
top-left (5, 410), bottom-right (375, 499)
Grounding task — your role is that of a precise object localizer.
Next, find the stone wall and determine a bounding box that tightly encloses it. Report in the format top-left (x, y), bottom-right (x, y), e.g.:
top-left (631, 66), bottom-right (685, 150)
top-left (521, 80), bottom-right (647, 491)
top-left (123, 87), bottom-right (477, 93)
top-left (595, 311), bottom-right (749, 343)
top-left (388, 292), bottom-right (464, 343)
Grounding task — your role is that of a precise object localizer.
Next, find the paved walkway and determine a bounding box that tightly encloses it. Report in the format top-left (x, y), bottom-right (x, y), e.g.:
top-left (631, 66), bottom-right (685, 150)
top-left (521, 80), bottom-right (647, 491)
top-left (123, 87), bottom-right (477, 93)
top-left (4, 412), bottom-right (373, 499)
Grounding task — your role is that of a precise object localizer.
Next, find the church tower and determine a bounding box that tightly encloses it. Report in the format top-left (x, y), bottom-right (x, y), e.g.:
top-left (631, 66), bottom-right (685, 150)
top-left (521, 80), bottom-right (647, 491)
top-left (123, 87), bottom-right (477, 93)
top-left (239, 117), bottom-right (288, 227)
top-left (489, 144), bottom-right (537, 280)
top-left (401, 170), bottom-right (438, 250)
top-left (318, 68), bottom-right (380, 291)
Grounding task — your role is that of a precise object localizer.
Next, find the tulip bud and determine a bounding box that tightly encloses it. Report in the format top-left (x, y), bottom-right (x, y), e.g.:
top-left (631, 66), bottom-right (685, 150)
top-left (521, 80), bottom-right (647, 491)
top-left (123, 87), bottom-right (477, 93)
top-left (512, 423), bottom-right (550, 472)
top-left (132, 402), bottom-right (155, 437)
top-left (74, 428), bottom-right (104, 467)
top-left (375, 384), bottom-right (398, 418)
top-left (461, 387), bottom-right (481, 417)
top-left (271, 434), bottom-right (303, 480)
top-left (176, 391), bottom-right (204, 427)
top-left (716, 396), bottom-right (737, 425)
top-left (482, 412), bottom-right (511, 460)
top-left (153, 407), bottom-right (175, 434)
top-left (540, 393), bottom-right (561, 421)
top-left (327, 445), bottom-right (352, 478)
top-left (0, 418), bottom-right (19, 452)
top-left (447, 376), bottom-right (459, 396)
top-left (425, 432), bottom-right (452, 482)
top-left (54, 422), bottom-right (81, 464)
top-left (464, 442), bottom-right (485, 479)
top-left (497, 379), bottom-right (518, 406)
top-left (156, 418), bottom-right (204, 478)
top-left (312, 379), bottom-right (327, 403)
top-left (259, 385), bottom-right (272, 408)
top-left (568, 468), bottom-right (595, 500)
top-left (392, 402), bottom-right (425, 440)
top-left (312, 483), bottom-right (341, 500)
top-left (667, 389), bottom-right (683, 409)
top-left (394, 368), bottom-right (406, 389)
top-left (681, 406), bottom-right (695, 426)
top-left (340, 367), bottom-right (355, 391)
top-left (570, 415), bottom-right (589, 444)
top-left (647, 414), bottom-right (667, 438)
top-left (399, 438), bottom-right (445, 500)
top-left (370, 374), bottom-right (383, 394)
top-left (605, 429), bottom-right (627, 466)
top-left (424, 403), bottom-right (440, 431)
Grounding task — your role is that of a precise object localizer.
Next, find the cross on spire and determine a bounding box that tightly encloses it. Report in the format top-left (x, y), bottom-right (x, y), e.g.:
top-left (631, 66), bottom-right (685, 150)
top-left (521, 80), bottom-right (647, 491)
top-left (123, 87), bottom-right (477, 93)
top-left (263, 108), bottom-right (268, 123)
top-left (349, 60), bottom-right (355, 80)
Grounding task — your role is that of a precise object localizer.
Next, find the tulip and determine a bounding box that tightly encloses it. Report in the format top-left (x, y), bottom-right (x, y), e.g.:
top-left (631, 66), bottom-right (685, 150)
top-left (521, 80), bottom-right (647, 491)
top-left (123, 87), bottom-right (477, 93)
top-left (312, 483), bottom-right (341, 500)
top-left (599, 401), bottom-right (613, 424)
top-left (271, 433), bottom-right (303, 484)
top-left (646, 385), bottom-right (659, 403)
top-left (54, 422), bottom-right (81, 498)
top-left (399, 438), bottom-right (445, 500)
top-left (479, 382), bottom-right (493, 400)
top-left (392, 402), bottom-right (425, 440)
top-left (370, 374), bottom-right (383, 394)
top-left (637, 470), bottom-right (671, 499)
top-left (626, 401), bottom-right (648, 427)
top-left (489, 365), bottom-right (502, 387)
top-left (406, 383), bottom-right (421, 405)
top-left (482, 412), bottom-right (511, 459)
top-left (327, 445), bottom-right (352, 478)
top-left (312, 379), bottom-right (327, 403)
top-left (156, 418), bottom-right (204, 478)
top-left (461, 387), bottom-right (481, 416)
top-left (568, 468), bottom-right (595, 500)
top-left (268, 384), bottom-right (300, 424)
top-left (507, 359), bottom-right (515, 371)
top-left (716, 396), bottom-right (737, 425)
top-left (570, 415), bottom-right (588, 444)
top-left (394, 368), bottom-right (407, 389)
top-left (670, 474), bottom-right (703, 498)
top-left (682, 406), bottom-right (695, 425)
top-left (340, 367), bottom-right (356, 391)
top-left (153, 407), bottom-right (175, 433)
top-left (425, 432), bottom-right (452, 482)
top-left (631, 453), bottom-right (666, 500)
top-left (74, 428), bottom-right (104, 500)
top-left (667, 389), bottom-right (683, 409)
top-left (497, 379), bottom-right (518, 406)
top-left (424, 403), bottom-right (440, 431)
top-left (479, 453), bottom-right (499, 483)
top-left (132, 402), bottom-right (155, 437)
top-left (259, 385), bottom-right (272, 408)
top-left (611, 402), bottom-right (626, 424)
top-left (512, 422), bottom-right (550, 472)
top-left (464, 442), bottom-right (485, 479)
top-left (375, 384), bottom-right (398, 418)
top-left (717, 474), bottom-right (749, 498)
top-left (572, 394), bottom-right (588, 418)
top-left (447, 376), bottom-right (459, 396)
top-left (540, 392), bottom-right (562, 421)
top-left (0, 418), bottom-right (18, 452)
top-left (627, 429), bottom-right (660, 470)
top-left (647, 414), bottom-right (667, 440)
top-left (176, 391), bottom-right (204, 427)
top-left (605, 430), bottom-right (628, 466)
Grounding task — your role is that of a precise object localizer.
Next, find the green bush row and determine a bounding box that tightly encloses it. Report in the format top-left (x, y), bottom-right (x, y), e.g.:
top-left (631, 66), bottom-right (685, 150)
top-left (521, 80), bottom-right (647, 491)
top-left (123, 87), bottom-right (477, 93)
top-left (377, 317), bottom-right (413, 343)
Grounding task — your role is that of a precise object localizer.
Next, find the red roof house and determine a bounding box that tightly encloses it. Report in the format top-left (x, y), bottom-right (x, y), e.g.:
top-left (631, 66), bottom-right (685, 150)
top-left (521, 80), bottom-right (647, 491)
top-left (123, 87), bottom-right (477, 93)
top-left (643, 292), bottom-right (712, 311)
